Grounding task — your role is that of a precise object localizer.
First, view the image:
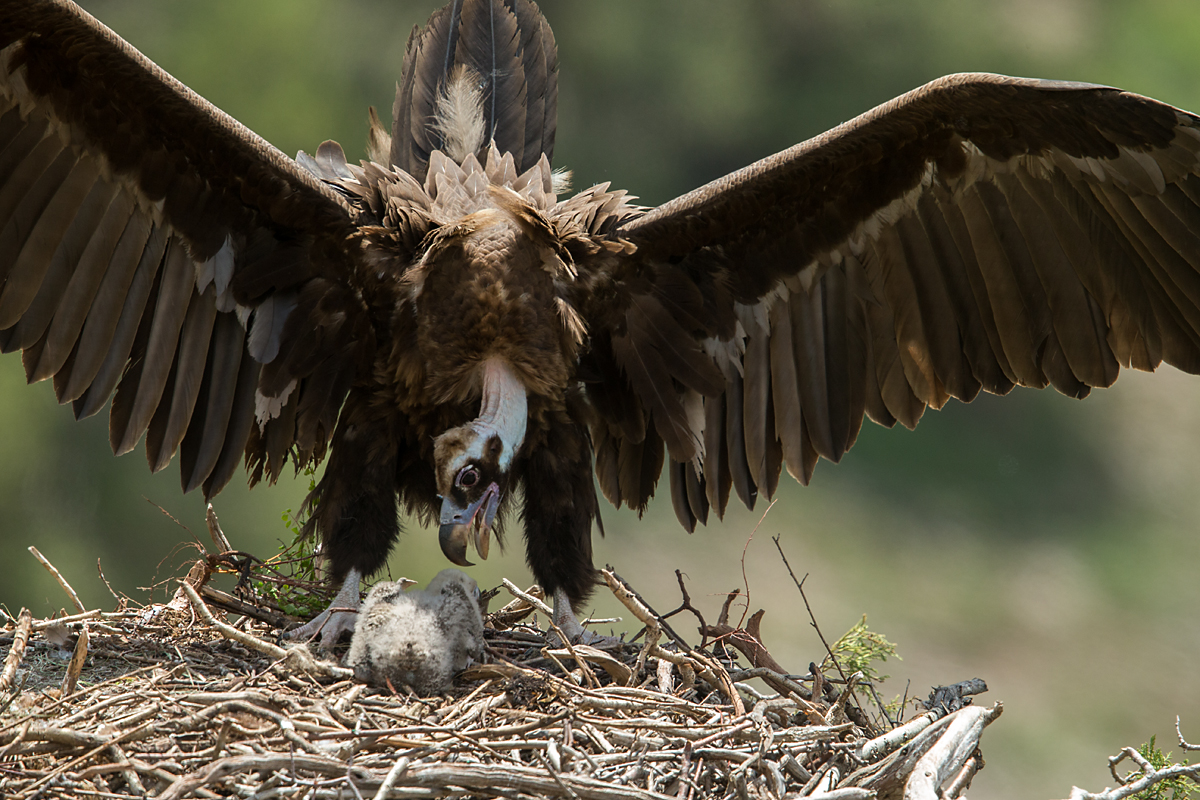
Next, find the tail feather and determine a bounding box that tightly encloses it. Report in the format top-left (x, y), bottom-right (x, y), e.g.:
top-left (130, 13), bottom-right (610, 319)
top-left (389, 0), bottom-right (557, 180)
top-left (459, 0), bottom-right (526, 164)
top-left (509, 4), bottom-right (557, 171)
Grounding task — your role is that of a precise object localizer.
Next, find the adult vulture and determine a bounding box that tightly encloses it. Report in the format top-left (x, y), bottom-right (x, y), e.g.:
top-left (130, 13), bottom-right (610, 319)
top-left (5, 0), bottom-right (1200, 646)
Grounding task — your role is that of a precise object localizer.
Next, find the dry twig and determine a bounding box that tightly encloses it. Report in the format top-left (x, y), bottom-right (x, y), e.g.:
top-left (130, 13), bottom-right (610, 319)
top-left (27, 546), bottom-right (86, 613)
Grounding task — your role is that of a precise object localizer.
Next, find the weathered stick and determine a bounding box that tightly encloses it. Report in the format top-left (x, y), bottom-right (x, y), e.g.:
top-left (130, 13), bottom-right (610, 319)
top-left (904, 703), bottom-right (1003, 800)
top-left (0, 608), bottom-right (32, 694)
top-left (859, 710), bottom-right (939, 762)
top-left (28, 546), bottom-right (86, 613)
top-left (60, 622), bottom-right (89, 696)
top-left (205, 503), bottom-right (233, 552)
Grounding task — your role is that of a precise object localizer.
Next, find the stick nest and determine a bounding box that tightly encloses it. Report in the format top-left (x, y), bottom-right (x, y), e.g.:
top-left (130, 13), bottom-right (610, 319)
top-left (2, 525), bottom-right (1002, 800)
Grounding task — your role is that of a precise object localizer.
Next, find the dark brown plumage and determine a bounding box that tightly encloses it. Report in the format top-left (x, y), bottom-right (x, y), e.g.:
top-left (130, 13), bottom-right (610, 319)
top-left (6, 0), bottom-right (1200, 646)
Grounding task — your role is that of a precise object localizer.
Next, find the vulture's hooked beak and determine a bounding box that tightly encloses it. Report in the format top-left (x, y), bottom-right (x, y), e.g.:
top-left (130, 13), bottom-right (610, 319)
top-left (438, 482), bottom-right (501, 566)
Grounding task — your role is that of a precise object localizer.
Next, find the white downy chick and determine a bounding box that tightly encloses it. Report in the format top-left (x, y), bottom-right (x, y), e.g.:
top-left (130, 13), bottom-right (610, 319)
top-left (346, 568), bottom-right (484, 695)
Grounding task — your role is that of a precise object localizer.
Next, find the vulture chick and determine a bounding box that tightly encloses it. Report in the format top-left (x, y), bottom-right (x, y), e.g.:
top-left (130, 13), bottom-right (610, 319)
top-left (347, 569), bottom-right (484, 695)
top-left (6, 1), bottom-right (1200, 647)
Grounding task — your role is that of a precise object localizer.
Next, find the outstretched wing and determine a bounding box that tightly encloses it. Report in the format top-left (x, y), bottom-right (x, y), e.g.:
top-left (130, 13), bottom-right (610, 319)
top-left (581, 73), bottom-right (1200, 529)
top-left (0, 0), bottom-right (374, 497)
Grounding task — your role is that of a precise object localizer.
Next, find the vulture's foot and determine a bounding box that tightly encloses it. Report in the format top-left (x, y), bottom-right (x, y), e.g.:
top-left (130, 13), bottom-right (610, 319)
top-left (285, 569), bottom-right (362, 651)
top-left (551, 586), bottom-right (624, 649)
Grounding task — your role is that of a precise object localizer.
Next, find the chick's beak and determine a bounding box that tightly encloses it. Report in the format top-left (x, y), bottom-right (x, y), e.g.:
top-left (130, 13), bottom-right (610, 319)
top-left (438, 482), bottom-right (501, 567)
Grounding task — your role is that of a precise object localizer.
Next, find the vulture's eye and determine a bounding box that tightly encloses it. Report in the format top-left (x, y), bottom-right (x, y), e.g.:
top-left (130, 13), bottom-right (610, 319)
top-left (456, 466), bottom-right (479, 488)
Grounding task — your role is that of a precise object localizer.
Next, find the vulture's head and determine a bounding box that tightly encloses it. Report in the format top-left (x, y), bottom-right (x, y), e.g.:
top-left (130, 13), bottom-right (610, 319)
top-left (433, 351), bottom-right (528, 565)
top-left (434, 422), bottom-right (508, 565)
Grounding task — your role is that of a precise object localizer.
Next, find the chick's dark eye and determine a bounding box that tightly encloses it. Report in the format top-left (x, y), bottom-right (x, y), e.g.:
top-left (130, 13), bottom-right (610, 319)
top-left (457, 467), bottom-right (479, 488)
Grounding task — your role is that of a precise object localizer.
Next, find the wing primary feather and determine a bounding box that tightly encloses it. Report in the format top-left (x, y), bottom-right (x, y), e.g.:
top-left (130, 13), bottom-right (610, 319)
top-left (859, 243), bottom-right (930, 428)
top-left (146, 285), bottom-right (219, 473)
top-left (957, 184), bottom-right (1049, 387)
top-left (994, 171), bottom-right (1118, 389)
top-left (181, 311), bottom-right (244, 493)
top-left (845, 255), bottom-right (899, 428)
top-left (180, 352), bottom-right (216, 492)
top-left (0, 105), bottom-right (32, 163)
top-left (202, 354), bottom-right (262, 499)
top-left (615, 435), bottom-right (644, 508)
top-left (1056, 173), bottom-right (1159, 370)
top-left (841, 271), bottom-right (870, 450)
top-left (0, 132), bottom-right (67, 266)
top-left (762, 381), bottom-right (783, 499)
top-left (144, 348), bottom-right (181, 473)
top-left (264, 385), bottom-right (301, 483)
top-left (10, 179), bottom-right (120, 359)
top-left (685, 462), bottom-right (709, 526)
top-left (67, 221), bottom-right (165, 411)
top-left (592, 423), bottom-right (622, 507)
top-left (929, 185), bottom-right (1020, 387)
top-left (1088, 183), bottom-right (1200, 371)
top-left (1119, 191), bottom-right (1200, 326)
top-left (823, 268), bottom-right (853, 457)
top-left (741, 308), bottom-right (773, 495)
top-left (1079, 180), bottom-right (1190, 369)
top-left (869, 225), bottom-right (949, 408)
top-left (917, 191), bottom-right (1012, 395)
top-left (639, 425), bottom-right (665, 511)
top-left (105, 261), bottom-right (161, 448)
top-left (702, 392), bottom-right (732, 518)
top-left (34, 190), bottom-right (137, 383)
top-left (113, 237), bottom-right (195, 454)
top-left (0, 154), bottom-right (101, 329)
top-left (797, 415), bottom-right (820, 485)
top-left (0, 115), bottom-right (53, 229)
top-left (892, 212), bottom-right (979, 402)
top-left (668, 459), bottom-right (696, 533)
top-left (790, 278), bottom-right (837, 462)
top-left (767, 293), bottom-right (807, 479)
top-left (1038, 328), bottom-right (1089, 397)
top-left (722, 366), bottom-right (756, 510)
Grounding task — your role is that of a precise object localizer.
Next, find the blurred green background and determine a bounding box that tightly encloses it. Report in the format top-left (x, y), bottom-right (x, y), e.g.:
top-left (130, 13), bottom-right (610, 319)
top-left (3, 2), bottom-right (1200, 798)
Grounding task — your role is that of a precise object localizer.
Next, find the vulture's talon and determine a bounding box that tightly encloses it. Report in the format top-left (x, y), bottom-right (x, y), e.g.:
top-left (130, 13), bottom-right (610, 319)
top-left (285, 570), bottom-right (363, 651)
top-left (286, 608), bottom-right (358, 651)
top-left (549, 587), bottom-right (622, 648)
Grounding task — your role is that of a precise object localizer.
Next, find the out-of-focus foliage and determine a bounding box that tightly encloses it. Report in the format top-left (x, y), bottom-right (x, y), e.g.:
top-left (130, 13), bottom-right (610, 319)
top-left (2, 3), bottom-right (1200, 799)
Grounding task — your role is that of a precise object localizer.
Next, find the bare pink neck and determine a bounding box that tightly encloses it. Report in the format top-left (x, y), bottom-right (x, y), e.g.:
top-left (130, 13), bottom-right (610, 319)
top-left (471, 357), bottom-right (527, 469)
